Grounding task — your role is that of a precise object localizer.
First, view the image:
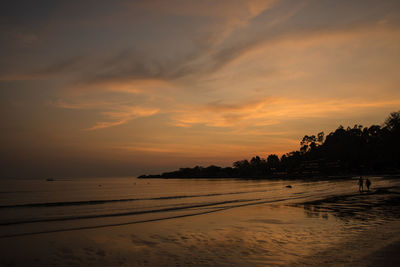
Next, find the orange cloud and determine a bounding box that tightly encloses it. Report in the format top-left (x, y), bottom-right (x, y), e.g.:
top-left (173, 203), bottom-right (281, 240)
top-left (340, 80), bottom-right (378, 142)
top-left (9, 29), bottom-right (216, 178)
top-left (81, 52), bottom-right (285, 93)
top-left (200, 19), bottom-right (400, 79)
top-left (112, 142), bottom-right (272, 158)
top-left (171, 97), bottom-right (400, 128)
top-left (53, 98), bottom-right (159, 130)
top-left (86, 107), bottom-right (159, 131)
top-left (59, 78), bottom-right (178, 100)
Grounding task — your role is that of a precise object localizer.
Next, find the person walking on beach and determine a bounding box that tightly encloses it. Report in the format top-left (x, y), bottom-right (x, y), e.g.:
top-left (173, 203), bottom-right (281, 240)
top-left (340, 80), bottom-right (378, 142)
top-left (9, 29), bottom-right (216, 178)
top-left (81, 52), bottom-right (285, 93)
top-left (365, 178), bottom-right (371, 191)
top-left (358, 176), bottom-right (364, 192)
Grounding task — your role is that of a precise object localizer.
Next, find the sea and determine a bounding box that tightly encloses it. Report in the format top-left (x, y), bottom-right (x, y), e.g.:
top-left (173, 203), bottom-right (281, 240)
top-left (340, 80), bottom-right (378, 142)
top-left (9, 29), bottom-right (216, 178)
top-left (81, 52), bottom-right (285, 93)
top-left (1, 176), bottom-right (399, 236)
top-left (1, 176), bottom-right (400, 266)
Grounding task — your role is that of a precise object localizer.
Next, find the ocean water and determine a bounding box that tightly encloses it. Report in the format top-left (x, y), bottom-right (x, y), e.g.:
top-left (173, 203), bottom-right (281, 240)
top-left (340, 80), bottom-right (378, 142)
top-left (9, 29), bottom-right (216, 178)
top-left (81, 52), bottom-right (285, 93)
top-left (1, 176), bottom-right (400, 266)
top-left (1, 176), bottom-right (399, 236)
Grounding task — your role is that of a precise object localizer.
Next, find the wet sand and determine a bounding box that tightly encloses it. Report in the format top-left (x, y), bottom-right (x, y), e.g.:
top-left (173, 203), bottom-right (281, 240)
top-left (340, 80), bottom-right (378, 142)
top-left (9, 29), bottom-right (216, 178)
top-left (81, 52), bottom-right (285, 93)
top-left (294, 188), bottom-right (400, 266)
top-left (358, 239), bottom-right (400, 267)
top-left (1, 188), bottom-right (400, 266)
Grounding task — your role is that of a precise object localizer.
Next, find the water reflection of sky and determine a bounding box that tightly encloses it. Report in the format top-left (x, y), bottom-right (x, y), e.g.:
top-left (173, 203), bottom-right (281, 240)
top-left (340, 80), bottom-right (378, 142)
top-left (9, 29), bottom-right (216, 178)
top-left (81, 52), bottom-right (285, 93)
top-left (301, 190), bottom-right (400, 223)
top-left (1, 177), bottom-right (400, 266)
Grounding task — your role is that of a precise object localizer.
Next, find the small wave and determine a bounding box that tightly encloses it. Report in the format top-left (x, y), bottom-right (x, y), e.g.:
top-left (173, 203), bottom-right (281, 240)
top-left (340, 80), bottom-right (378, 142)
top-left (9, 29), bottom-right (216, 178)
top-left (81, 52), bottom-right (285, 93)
top-left (0, 195), bottom-right (308, 238)
top-left (0, 190), bottom-right (34, 194)
top-left (0, 193), bottom-right (310, 227)
top-left (0, 206), bottom-right (229, 239)
top-left (0, 198), bottom-right (263, 226)
top-left (0, 189), bottom-right (269, 209)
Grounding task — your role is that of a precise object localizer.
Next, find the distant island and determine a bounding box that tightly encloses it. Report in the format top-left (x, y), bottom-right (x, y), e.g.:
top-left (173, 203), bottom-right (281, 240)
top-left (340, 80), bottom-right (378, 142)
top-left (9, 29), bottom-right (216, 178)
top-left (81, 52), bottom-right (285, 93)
top-left (139, 111), bottom-right (400, 179)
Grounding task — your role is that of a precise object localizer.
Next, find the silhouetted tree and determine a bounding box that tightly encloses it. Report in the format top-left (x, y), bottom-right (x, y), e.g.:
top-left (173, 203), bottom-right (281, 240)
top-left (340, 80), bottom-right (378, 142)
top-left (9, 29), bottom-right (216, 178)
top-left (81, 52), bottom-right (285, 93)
top-left (384, 111), bottom-right (400, 131)
top-left (139, 111), bottom-right (400, 179)
top-left (267, 154), bottom-right (280, 171)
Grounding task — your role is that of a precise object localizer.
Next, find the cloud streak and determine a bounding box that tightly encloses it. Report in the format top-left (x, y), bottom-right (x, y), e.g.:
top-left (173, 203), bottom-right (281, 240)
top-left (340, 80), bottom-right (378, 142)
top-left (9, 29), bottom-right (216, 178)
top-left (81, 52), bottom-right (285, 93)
top-left (86, 107), bottom-right (159, 130)
top-left (53, 98), bottom-right (159, 130)
top-left (171, 98), bottom-right (400, 128)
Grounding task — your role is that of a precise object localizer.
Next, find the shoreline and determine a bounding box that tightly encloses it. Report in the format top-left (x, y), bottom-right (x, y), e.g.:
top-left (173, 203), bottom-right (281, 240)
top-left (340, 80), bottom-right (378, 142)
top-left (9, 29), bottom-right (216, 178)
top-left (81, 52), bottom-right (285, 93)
top-left (1, 178), bottom-right (400, 266)
top-left (1, 200), bottom-right (399, 266)
top-left (292, 188), bottom-right (400, 266)
top-left (138, 173), bottom-right (400, 181)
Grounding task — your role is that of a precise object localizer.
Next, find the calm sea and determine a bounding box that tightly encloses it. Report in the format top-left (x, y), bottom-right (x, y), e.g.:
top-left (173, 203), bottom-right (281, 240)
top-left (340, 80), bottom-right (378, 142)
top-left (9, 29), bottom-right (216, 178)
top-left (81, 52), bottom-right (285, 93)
top-left (1, 176), bottom-right (399, 238)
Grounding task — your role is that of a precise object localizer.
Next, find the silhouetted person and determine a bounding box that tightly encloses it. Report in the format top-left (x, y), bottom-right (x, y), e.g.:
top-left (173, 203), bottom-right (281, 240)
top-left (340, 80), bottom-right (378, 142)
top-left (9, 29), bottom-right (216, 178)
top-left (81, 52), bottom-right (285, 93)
top-left (358, 177), bottom-right (363, 192)
top-left (365, 178), bottom-right (371, 191)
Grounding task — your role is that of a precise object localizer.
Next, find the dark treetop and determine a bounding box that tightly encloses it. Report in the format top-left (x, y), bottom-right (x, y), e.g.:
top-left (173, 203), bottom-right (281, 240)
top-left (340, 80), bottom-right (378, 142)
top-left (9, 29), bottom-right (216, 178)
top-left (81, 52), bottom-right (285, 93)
top-left (139, 111), bottom-right (400, 179)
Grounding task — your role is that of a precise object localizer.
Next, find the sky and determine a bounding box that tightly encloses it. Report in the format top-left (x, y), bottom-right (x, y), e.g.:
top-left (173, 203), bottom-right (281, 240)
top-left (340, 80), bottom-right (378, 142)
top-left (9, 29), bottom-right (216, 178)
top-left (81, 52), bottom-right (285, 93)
top-left (1, 0), bottom-right (400, 178)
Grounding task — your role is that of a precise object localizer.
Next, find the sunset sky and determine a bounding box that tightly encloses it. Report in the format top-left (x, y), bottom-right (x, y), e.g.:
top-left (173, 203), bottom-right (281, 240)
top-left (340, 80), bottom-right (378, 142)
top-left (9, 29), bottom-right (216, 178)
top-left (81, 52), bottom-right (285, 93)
top-left (1, 0), bottom-right (400, 178)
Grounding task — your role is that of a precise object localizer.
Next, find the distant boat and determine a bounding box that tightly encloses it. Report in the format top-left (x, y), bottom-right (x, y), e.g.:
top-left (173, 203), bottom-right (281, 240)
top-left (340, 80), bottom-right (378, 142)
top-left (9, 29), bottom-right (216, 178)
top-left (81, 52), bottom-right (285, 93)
top-left (46, 178), bottom-right (54, 181)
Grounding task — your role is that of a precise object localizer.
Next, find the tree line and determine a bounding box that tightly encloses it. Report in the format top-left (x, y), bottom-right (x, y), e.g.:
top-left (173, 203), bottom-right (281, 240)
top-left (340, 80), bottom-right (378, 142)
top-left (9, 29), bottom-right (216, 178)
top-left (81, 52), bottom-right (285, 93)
top-left (138, 111), bottom-right (400, 179)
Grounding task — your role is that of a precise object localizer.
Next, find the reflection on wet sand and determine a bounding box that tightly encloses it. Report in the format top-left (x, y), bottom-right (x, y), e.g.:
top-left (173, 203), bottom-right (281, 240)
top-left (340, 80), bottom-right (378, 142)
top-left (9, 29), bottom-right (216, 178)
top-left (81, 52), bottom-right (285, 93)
top-left (292, 188), bottom-right (400, 266)
top-left (1, 179), bottom-right (400, 266)
top-left (300, 188), bottom-right (400, 222)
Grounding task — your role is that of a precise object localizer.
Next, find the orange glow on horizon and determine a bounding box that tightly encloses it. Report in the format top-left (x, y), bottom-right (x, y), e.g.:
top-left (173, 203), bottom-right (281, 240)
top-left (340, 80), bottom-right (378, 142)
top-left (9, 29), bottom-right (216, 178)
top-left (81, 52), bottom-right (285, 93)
top-left (1, 0), bottom-right (400, 177)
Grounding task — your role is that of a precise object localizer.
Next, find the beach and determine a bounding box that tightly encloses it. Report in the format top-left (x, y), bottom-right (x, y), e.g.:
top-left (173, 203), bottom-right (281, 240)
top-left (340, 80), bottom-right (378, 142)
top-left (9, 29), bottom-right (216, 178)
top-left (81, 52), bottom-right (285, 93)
top-left (2, 1), bottom-right (400, 266)
top-left (0, 176), bottom-right (399, 266)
